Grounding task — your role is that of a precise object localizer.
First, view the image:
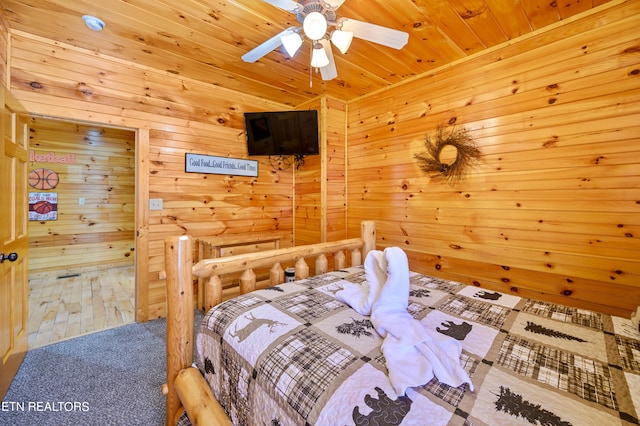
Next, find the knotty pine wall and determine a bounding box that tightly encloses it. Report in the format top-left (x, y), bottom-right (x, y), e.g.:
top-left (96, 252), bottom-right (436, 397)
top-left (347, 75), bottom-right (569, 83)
top-left (27, 118), bottom-right (135, 274)
top-left (291, 96), bottom-right (348, 276)
top-left (295, 96), bottom-right (347, 246)
top-left (0, 11), bottom-right (7, 87)
top-left (3, 30), bottom-right (301, 320)
top-left (346, 0), bottom-right (640, 317)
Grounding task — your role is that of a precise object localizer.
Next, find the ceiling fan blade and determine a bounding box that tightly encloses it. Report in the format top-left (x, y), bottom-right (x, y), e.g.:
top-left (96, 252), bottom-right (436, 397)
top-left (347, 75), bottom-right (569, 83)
top-left (319, 39), bottom-right (337, 81)
top-left (262, 0), bottom-right (301, 13)
top-left (241, 27), bottom-right (299, 63)
top-left (339, 18), bottom-right (409, 50)
top-left (324, 0), bottom-right (346, 8)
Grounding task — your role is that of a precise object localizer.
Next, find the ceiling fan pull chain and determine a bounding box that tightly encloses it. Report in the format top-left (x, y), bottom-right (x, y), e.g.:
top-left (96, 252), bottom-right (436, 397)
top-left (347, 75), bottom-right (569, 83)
top-left (309, 43), bottom-right (313, 87)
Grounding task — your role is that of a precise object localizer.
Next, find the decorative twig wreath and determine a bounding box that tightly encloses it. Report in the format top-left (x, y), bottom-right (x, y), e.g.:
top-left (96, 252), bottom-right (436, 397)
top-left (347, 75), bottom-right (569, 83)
top-left (414, 125), bottom-right (481, 184)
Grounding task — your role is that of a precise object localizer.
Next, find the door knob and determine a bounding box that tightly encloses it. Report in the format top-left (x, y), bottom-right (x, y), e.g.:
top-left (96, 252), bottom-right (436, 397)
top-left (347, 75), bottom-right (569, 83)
top-left (0, 252), bottom-right (18, 263)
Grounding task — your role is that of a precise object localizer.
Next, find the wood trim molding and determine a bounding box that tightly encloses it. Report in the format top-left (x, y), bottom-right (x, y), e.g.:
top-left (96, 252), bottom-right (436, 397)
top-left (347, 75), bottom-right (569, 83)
top-left (135, 128), bottom-right (150, 322)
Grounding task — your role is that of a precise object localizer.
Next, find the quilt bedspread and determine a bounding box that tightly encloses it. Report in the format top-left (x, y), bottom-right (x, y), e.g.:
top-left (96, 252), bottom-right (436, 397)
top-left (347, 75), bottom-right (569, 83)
top-left (193, 267), bottom-right (640, 425)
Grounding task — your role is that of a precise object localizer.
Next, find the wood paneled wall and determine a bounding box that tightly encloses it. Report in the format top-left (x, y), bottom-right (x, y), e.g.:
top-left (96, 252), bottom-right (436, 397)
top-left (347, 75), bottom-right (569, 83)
top-left (293, 97), bottom-right (322, 246)
top-left (323, 97), bottom-right (348, 242)
top-left (346, 1), bottom-right (640, 317)
top-left (27, 119), bottom-right (135, 274)
top-left (294, 96), bottom-right (347, 247)
top-left (0, 8), bottom-right (7, 86)
top-left (292, 97), bottom-right (348, 277)
top-left (5, 30), bottom-right (298, 320)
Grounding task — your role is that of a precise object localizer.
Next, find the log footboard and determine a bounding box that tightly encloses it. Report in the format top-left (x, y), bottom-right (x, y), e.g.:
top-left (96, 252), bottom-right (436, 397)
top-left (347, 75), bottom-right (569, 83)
top-left (164, 221), bottom-right (376, 425)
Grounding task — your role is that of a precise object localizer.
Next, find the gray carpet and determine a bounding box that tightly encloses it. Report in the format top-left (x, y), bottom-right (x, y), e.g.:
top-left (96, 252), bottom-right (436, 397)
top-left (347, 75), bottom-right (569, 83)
top-left (1, 312), bottom-right (202, 426)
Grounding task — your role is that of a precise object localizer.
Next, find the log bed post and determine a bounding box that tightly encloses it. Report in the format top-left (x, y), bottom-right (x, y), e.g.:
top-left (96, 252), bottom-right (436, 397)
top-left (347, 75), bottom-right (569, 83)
top-left (361, 220), bottom-right (376, 260)
top-left (334, 250), bottom-right (346, 269)
top-left (165, 235), bottom-right (194, 425)
top-left (316, 254), bottom-right (328, 275)
top-left (239, 269), bottom-right (257, 294)
top-left (294, 257), bottom-right (309, 279)
top-left (270, 263), bottom-right (284, 285)
top-left (165, 236), bottom-right (232, 426)
top-left (204, 275), bottom-right (223, 312)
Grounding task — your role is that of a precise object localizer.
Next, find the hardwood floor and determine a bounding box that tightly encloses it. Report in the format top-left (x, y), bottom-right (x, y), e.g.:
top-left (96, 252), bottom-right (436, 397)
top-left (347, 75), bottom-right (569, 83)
top-left (27, 266), bottom-right (135, 349)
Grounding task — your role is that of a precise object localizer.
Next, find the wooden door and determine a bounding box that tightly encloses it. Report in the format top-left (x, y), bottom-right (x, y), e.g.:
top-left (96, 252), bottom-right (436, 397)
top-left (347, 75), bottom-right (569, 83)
top-left (0, 86), bottom-right (29, 399)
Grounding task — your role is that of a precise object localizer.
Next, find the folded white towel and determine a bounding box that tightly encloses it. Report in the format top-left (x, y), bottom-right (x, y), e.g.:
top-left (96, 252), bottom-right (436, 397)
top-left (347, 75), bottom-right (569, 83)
top-left (338, 247), bottom-right (474, 395)
top-left (335, 250), bottom-right (386, 316)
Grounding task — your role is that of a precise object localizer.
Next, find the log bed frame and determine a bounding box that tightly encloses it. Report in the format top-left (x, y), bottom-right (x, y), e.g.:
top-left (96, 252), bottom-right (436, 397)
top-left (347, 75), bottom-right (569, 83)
top-left (163, 221), bottom-right (377, 426)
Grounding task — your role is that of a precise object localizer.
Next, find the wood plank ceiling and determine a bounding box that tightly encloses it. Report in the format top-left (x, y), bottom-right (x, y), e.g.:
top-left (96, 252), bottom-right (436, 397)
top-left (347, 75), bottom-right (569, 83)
top-left (1, 0), bottom-right (613, 106)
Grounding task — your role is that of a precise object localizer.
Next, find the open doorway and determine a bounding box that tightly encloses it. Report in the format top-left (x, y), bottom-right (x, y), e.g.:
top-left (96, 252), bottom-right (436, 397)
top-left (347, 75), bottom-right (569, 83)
top-left (26, 117), bottom-right (136, 348)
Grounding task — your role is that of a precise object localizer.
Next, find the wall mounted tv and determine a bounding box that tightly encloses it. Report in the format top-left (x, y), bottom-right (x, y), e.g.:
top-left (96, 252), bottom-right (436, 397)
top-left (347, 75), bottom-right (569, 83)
top-left (244, 110), bottom-right (319, 156)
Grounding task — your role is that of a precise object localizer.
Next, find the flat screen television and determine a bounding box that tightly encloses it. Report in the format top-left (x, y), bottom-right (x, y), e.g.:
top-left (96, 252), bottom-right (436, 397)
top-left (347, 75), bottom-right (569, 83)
top-left (244, 110), bottom-right (319, 156)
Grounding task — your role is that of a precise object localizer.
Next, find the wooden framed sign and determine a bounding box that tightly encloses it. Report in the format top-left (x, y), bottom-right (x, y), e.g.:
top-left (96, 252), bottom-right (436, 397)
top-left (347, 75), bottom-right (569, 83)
top-left (185, 153), bottom-right (258, 177)
top-left (29, 192), bottom-right (58, 221)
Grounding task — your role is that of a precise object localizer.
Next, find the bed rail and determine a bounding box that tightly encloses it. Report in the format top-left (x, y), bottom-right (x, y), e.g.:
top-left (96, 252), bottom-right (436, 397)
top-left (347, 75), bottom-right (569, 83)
top-left (163, 221), bottom-right (376, 425)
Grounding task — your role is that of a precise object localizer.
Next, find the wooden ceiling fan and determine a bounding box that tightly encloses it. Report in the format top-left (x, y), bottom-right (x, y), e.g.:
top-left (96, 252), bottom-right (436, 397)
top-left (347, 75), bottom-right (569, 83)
top-left (242, 0), bottom-right (409, 81)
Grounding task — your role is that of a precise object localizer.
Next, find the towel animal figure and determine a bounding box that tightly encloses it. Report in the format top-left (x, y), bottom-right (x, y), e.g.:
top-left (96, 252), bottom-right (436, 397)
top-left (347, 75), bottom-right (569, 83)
top-left (334, 249), bottom-right (387, 316)
top-left (336, 247), bottom-right (474, 396)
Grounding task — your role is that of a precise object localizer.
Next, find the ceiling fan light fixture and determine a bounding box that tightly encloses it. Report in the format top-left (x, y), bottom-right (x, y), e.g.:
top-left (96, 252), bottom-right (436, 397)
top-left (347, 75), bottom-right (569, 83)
top-left (242, 1), bottom-right (410, 82)
top-left (303, 11), bottom-right (327, 40)
top-left (331, 30), bottom-right (353, 54)
top-left (281, 32), bottom-right (303, 57)
top-left (310, 43), bottom-right (330, 68)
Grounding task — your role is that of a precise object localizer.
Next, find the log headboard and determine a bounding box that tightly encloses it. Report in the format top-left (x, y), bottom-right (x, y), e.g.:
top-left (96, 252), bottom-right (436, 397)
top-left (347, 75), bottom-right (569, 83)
top-left (163, 221), bottom-right (376, 425)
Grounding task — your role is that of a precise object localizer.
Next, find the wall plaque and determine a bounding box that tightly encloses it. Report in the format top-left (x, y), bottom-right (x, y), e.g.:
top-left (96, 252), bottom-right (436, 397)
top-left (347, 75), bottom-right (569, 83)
top-left (29, 192), bottom-right (58, 221)
top-left (185, 153), bottom-right (258, 177)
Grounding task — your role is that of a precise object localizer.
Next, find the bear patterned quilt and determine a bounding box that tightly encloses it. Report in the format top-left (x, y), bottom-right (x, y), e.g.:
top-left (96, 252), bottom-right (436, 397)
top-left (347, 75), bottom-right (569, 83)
top-left (192, 267), bottom-right (640, 426)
